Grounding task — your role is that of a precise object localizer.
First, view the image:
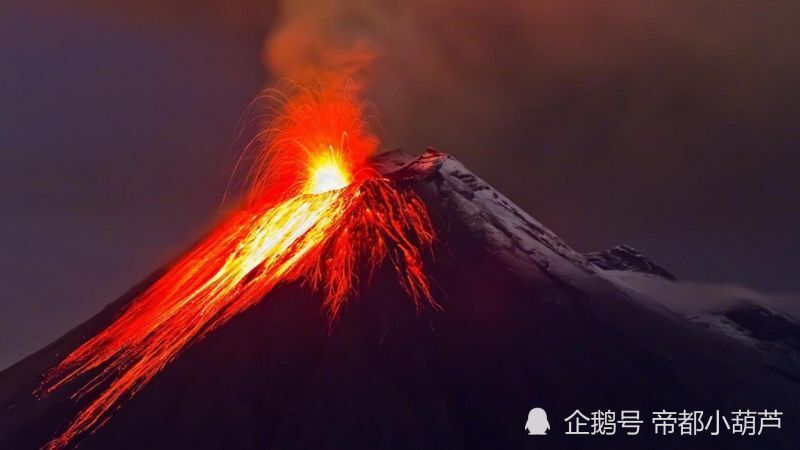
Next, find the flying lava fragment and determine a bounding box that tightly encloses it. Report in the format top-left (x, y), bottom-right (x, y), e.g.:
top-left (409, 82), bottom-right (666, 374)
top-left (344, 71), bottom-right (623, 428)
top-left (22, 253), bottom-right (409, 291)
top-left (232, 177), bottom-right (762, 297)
top-left (35, 84), bottom-right (437, 450)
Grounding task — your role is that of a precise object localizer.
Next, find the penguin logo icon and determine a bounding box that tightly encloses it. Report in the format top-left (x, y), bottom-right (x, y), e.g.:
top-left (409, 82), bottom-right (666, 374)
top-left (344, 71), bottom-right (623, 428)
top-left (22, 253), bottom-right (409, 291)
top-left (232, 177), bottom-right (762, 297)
top-left (525, 408), bottom-right (550, 435)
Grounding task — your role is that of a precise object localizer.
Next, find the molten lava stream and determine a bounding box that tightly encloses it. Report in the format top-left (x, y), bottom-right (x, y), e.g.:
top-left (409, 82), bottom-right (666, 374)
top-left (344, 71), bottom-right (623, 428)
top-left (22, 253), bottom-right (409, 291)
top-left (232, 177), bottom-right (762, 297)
top-left (36, 86), bottom-right (436, 449)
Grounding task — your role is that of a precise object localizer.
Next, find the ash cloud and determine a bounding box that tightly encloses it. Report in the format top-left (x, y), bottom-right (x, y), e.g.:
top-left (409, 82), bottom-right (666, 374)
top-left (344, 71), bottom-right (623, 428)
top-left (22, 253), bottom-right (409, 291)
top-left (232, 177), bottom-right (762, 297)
top-left (263, 0), bottom-right (380, 87)
top-left (260, 1), bottom-right (800, 148)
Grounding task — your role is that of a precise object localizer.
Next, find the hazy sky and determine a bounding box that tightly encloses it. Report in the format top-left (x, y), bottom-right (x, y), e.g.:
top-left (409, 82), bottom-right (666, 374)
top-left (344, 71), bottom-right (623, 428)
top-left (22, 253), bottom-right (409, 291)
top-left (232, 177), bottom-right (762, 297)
top-left (2, 0), bottom-right (799, 368)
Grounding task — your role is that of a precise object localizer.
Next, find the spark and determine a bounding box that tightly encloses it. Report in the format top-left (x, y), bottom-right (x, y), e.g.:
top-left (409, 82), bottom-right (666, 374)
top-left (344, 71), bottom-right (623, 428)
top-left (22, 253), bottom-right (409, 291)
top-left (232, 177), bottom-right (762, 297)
top-left (36, 84), bottom-right (436, 450)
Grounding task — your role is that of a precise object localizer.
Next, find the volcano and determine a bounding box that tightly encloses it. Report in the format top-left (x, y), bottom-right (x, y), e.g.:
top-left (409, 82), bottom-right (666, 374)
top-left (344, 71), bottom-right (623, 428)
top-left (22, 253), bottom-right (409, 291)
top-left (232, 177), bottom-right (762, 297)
top-left (2, 149), bottom-right (799, 450)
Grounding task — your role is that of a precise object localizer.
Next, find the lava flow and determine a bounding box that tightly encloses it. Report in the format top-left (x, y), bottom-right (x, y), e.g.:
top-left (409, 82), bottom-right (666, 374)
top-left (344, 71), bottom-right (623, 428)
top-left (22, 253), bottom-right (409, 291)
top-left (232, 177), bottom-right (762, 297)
top-left (36, 85), bottom-right (436, 450)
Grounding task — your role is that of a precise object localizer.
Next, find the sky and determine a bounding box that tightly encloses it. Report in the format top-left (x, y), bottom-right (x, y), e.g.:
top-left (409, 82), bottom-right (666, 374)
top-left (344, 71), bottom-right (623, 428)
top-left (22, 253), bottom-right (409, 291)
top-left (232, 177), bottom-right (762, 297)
top-left (1, 0), bottom-right (799, 369)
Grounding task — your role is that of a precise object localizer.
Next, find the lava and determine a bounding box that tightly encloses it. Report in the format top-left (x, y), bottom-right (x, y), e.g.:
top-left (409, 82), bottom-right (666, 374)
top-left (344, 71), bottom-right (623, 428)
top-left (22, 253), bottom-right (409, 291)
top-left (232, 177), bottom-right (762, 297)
top-left (36, 85), bottom-right (436, 450)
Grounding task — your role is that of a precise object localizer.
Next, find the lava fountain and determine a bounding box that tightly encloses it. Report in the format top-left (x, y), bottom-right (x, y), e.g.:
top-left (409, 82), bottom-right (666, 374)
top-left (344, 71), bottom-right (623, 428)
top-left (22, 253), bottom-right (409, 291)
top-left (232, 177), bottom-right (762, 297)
top-left (36, 85), bottom-right (437, 450)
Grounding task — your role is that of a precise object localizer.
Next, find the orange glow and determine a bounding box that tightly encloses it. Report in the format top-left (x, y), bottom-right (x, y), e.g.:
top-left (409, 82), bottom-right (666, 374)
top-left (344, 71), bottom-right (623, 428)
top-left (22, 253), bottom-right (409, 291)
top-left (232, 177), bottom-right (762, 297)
top-left (305, 146), bottom-right (351, 193)
top-left (37, 85), bottom-right (435, 450)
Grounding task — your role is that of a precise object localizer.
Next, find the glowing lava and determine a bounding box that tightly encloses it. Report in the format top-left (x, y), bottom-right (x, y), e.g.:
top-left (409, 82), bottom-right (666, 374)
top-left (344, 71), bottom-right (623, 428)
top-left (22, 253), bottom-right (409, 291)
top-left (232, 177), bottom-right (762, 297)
top-left (36, 85), bottom-right (436, 450)
top-left (306, 147), bottom-right (351, 193)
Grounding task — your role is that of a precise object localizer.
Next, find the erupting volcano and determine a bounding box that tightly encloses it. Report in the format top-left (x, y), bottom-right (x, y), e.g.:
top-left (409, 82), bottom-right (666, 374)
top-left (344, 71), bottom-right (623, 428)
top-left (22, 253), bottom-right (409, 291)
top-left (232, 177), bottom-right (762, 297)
top-left (3, 88), bottom-right (800, 450)
top-left (33, 85), bottom-right (436, 450)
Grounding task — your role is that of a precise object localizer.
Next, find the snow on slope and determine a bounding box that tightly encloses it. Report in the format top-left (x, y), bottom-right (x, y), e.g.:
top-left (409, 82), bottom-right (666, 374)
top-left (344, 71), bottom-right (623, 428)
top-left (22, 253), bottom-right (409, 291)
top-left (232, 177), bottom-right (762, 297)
top-left (377, 148), bottom-right (620, 295)
top-left (380, 148), bottom-right (800, 378)
top-left (607, 270), bottom-right (800, 379)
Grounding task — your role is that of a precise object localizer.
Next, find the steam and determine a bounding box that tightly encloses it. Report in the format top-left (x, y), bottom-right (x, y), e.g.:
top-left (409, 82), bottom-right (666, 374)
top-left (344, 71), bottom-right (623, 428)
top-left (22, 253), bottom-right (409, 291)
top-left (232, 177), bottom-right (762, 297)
top-left (611, 271), bottom-right (800, 321)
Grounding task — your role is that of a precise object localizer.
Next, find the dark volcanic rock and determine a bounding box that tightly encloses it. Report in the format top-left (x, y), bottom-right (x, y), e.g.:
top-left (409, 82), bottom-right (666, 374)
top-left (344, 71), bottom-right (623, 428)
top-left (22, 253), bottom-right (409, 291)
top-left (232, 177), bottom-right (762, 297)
top-left (586, 244), bottom-right (675, 280)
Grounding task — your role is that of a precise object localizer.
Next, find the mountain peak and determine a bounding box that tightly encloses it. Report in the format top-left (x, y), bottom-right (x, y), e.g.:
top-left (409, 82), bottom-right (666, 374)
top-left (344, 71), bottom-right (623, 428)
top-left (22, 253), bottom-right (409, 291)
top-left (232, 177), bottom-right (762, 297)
top-left (2, 150), bottom-right (799, 450)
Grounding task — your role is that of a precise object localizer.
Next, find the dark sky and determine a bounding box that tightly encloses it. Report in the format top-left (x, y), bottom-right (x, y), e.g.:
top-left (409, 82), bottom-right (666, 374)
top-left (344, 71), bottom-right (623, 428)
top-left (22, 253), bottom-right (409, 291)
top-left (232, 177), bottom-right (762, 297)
top-left (2, 0), bottom-right (799, 369)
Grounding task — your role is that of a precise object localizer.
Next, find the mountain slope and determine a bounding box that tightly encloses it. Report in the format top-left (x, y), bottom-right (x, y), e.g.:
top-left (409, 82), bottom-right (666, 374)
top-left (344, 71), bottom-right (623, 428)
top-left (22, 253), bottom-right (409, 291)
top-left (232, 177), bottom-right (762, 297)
top-left (1, 149), bottom-right (799, 449)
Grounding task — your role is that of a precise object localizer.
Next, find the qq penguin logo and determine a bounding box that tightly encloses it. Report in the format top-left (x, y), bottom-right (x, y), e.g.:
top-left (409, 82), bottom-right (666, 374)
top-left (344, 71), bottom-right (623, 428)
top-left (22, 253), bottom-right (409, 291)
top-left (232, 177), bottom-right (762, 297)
top-left (525, 407), bottom-right (550, 435)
